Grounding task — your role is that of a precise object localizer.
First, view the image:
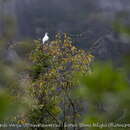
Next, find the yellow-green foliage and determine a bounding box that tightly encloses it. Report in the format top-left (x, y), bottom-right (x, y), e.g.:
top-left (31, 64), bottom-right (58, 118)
top-left (28, 33), bottom-right (93, 125)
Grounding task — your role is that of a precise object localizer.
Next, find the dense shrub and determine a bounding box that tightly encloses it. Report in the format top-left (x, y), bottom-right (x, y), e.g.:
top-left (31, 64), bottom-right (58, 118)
top-left (27, 33), bottom-right (93, 128)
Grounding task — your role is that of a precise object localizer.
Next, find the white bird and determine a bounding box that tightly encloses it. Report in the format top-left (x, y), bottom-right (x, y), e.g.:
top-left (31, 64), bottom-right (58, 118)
top-left (42, 32), bottom-right (49, 44)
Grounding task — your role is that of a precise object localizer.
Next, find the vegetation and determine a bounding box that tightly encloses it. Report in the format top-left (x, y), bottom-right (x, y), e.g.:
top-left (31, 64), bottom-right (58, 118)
top-left (1, 29), bottom-right (130, 130)
top-left (1, 1), bottom-right (130, 130)
top-left (75, 61), bottom-right (130, 130)
top-left (27, 33), bottom-right (93, 129)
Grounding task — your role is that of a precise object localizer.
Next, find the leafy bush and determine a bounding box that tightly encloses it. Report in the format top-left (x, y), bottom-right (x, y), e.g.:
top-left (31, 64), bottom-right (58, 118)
top-left (75, 61), bottom-right (130, 130)
top-left (27, 33), bottom-right (93, 128)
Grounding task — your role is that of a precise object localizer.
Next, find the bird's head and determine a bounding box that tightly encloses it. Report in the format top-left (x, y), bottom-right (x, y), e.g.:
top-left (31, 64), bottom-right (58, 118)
top-left (45, 32), bottom-right (48, 35)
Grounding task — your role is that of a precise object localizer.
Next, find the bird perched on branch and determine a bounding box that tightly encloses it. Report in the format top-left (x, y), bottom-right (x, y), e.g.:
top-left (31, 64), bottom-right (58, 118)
top-left (42, 32), bottom-right (49, 44)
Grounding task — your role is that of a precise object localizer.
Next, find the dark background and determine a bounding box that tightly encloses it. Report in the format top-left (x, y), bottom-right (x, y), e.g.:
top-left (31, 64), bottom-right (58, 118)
top-left (0, 0), bottom-right (130, 60)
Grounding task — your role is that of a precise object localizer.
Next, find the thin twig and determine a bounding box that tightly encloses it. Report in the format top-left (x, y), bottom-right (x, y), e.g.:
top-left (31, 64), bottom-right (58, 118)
top-left (45, 108), bottom-right (60, 124)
